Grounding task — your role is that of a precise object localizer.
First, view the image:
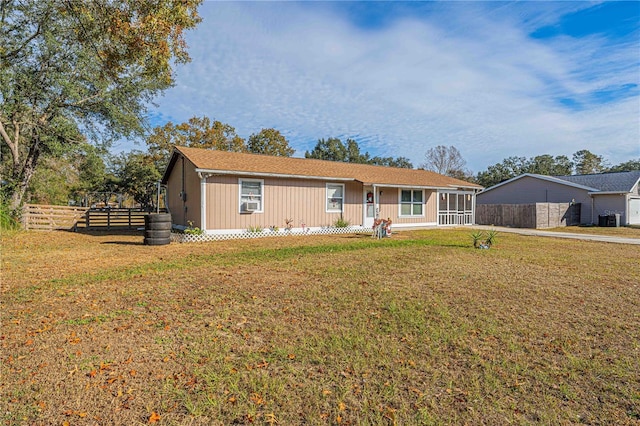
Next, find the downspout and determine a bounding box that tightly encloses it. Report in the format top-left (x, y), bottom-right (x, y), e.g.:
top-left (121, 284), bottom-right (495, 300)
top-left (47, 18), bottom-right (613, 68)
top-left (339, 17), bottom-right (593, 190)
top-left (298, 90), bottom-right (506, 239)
top-left (156, 181), bottom-right (160, 214)
top-left (590, 194), bottom-right (594, 225)
top-left (198, 172), bottom-right (208, 233)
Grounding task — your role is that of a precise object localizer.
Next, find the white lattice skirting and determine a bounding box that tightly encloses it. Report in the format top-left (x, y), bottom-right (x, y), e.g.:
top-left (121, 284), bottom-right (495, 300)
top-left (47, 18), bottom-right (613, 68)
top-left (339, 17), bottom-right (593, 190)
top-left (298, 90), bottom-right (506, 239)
top-left (171, 226), bottom-right (373, 243)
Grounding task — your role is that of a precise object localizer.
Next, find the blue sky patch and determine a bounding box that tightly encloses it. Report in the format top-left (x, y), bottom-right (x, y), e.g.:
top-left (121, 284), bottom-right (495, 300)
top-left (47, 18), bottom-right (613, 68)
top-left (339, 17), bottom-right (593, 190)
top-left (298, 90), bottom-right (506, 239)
top-left (532, 2), bottom-right (640, 39)
top-left (591, 83), bottom-right (639, 104)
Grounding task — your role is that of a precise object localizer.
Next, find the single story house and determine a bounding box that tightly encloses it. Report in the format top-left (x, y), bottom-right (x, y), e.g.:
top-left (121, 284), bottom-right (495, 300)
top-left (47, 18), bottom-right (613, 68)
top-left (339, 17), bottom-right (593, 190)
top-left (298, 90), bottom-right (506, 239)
top-left (476, 171), bottom-right (640, 226)
top-left (161, 146), bottom-right (482, 234)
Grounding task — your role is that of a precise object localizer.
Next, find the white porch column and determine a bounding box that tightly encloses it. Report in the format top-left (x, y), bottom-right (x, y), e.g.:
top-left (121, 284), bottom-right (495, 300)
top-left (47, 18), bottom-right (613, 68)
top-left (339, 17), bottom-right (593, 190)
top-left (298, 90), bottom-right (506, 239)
top-left (373, 184), bottom-right (379, 218)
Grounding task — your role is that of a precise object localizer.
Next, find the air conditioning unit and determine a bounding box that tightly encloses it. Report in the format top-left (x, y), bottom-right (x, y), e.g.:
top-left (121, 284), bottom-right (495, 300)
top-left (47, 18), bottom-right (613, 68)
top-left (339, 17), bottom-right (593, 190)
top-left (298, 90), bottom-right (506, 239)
top-left (243, 201), bottom-right (260, 212)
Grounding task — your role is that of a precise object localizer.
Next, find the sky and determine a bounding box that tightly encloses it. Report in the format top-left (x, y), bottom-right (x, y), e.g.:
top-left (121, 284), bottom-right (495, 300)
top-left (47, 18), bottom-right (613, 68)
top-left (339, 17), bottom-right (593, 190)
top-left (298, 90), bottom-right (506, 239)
top-left (137, 0), bottom-right (640, 173)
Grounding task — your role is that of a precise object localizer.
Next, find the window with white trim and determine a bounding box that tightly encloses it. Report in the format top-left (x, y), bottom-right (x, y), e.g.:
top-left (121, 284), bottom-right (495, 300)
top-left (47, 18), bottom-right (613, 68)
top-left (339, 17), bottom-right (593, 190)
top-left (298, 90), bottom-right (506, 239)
top-left (239, 179), bottom-right (263, 213)
top-left (399, 189), bottom-right (423, 216)
top-left (326, 183), bottom-right (344, 212)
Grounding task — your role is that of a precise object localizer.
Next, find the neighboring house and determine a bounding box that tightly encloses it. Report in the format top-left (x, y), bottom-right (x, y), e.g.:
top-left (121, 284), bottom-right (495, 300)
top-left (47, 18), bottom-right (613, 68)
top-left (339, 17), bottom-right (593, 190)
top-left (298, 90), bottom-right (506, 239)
top-left (476, 171), bottom-right (640, 226)
top-left (161, 146), bottom-right (482, 234)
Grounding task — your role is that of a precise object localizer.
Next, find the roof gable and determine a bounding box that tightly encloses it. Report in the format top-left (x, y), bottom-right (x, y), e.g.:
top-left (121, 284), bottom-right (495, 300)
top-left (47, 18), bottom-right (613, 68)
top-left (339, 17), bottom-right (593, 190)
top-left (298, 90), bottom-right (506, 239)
top-left (479, 173), bottom-right (598, 195)
top-left (162, 146), bottom-right (482, 190)
top-left (479, 171), bottom-right (640, 195)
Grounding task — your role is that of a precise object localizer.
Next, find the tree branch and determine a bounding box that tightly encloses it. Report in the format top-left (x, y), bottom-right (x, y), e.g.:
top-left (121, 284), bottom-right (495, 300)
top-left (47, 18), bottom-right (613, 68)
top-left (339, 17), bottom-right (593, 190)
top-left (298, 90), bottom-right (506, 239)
top-left (60, 92), bottom-right (104, 109)
top-left (0, 119), bottom-right (20, 169)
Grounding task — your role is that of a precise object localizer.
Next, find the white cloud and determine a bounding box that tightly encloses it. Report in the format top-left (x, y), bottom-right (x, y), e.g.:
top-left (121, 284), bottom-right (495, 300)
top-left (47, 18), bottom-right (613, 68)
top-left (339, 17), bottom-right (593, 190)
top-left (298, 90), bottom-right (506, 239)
top-left (144, 1), bottom-right (639, 171)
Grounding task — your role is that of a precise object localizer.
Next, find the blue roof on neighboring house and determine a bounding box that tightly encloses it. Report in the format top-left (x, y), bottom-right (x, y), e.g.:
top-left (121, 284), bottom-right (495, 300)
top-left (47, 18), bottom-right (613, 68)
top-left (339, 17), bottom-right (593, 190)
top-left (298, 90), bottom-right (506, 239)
top-left (554, 170), bottom-right (640, 192)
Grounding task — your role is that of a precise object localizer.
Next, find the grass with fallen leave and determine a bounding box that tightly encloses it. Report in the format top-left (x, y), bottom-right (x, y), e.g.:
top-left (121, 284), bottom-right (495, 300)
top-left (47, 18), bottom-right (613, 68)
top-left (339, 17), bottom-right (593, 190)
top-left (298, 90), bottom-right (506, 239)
top-left (1, 229), bottom-right (639, 425)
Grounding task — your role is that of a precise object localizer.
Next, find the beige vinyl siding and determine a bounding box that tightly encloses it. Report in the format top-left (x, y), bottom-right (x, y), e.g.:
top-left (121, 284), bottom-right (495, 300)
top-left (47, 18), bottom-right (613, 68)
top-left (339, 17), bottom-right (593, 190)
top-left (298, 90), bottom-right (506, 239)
top-left (377, 187), bottom-right (437, 224)
top-left (166, 155), bottom-right (202, 228)
top-left (204, 176), bottom-right (363, 230)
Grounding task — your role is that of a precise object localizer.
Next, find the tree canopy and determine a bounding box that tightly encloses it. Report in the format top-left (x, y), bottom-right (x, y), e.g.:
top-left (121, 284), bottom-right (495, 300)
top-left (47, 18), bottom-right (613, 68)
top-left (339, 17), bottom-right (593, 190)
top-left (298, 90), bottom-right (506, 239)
top-left (475, 156), bottom-right (529, 188)
top-left (527, 154), bottom-right (573, 176)
top-left (369, 156), bottom-right (414, 169)
top-left (573, 150), bottom-right (608, 175)
top-left (247, 128), bottom-right (294, 157)
top-left (305, 138), bottom-right (349, 162)
top-left (305, 137), bottom-right (413, 168)
top-left (0, 0), bottom-right (202, 211)
top-left (608, 159), bottom-right (640, 172)
top-left (421, 145), bottom-right (472, 180)
top-left (111, 151), bottom-right (162, 210)
top-left (146, 116), bottom-right (246, 171)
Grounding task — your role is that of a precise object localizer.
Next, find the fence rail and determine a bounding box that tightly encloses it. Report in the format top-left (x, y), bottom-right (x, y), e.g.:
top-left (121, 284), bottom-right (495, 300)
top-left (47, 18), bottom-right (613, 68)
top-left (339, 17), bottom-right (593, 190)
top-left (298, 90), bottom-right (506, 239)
top-left (22, 204), bottom-right (157, 231)
top-left (22, 204), bottom-right (89, 231)
top-left (85, 208), bottom-right (147, 230)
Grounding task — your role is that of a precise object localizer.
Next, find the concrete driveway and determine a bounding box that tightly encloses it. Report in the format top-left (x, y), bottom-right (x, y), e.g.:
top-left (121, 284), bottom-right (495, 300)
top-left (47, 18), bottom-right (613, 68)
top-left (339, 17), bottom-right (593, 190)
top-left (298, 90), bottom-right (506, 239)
top-left (470, 225), bottom-right (640, 245)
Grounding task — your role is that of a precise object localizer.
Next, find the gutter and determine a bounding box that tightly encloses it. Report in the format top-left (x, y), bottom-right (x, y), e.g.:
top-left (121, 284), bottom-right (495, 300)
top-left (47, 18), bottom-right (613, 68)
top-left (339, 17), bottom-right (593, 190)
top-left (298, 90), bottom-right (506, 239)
top-left (194, 168), bottom-right (355, 182)
top-left (447, 184), bottom-right (483, 190)
top-left (588, 191), bottom-right (629, 195)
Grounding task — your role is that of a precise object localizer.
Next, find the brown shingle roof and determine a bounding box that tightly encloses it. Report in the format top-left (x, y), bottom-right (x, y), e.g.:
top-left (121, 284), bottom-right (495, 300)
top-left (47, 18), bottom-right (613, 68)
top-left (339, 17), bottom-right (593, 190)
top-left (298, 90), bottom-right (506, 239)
top-left (165, 146), bottom-right (481, 189)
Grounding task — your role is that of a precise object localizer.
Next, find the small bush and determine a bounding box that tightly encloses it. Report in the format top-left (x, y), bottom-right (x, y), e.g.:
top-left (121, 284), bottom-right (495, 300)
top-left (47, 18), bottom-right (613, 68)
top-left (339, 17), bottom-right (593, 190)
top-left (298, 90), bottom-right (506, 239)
top-left (184, 221), bottom-right (204, 235)
top-left (471, 229), bottom-right (498, 249)
top-left (333, 216), bottom-right (350, 228)
top-left (471, 231), bottom-right (484, 249)
top-left (484, 229), bottom-right (498, 247)
top-left (0, 203), bottom-right (20, 232)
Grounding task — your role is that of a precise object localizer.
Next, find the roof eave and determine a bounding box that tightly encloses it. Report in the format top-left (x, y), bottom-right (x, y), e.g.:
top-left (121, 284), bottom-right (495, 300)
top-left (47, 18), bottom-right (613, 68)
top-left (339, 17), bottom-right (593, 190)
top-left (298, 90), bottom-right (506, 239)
top-left (447, 183), bottom-right (483, 190)
top-left (369, 183), bottom-right (444, 190)
top-left (160, 149), bottom-right (181, 185)
top-left (588, 191), bottom-right (632, 195)
top-left (195, 168), bottom-right (356, 182)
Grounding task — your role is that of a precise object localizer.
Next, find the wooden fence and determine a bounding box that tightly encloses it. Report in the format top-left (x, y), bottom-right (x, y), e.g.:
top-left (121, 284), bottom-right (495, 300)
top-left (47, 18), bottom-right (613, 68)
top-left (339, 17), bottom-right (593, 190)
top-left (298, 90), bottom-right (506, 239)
top-left (22, 204), bottom-right (155, 231)
top-left (85, 208), bottom-right (148, 230)
top-left (476, 203), bottom-right (581, 229)
top-left (22, 204), bottom-right (89, 231)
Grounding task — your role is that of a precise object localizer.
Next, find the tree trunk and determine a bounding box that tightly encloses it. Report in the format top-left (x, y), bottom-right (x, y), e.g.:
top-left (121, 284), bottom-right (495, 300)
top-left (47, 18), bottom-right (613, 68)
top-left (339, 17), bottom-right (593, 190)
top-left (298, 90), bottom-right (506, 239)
top-left (9, 136), bottom-right (41, 213)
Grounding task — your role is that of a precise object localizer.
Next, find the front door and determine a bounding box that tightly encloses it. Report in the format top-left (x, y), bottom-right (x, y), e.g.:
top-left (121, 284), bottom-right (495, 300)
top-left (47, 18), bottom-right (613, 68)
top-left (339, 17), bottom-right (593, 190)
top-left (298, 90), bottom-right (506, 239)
top-left (364, 187), bottom-right (375, 228)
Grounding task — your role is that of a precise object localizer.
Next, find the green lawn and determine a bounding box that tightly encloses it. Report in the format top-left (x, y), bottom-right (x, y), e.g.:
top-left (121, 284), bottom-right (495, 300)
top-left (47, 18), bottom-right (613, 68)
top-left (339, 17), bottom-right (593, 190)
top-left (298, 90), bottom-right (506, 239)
top-left (1, 229), bottom-right (639, 425)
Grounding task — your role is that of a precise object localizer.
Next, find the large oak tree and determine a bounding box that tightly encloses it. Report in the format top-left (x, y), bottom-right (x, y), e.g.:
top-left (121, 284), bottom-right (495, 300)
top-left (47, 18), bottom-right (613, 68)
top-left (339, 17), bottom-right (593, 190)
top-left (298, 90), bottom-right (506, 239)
top-left (247, 128), bottom-right (294, 157)
top-left (0, 0), bottom-right (202, 212)
top-left (146, 116), bottom-right (246, 171)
